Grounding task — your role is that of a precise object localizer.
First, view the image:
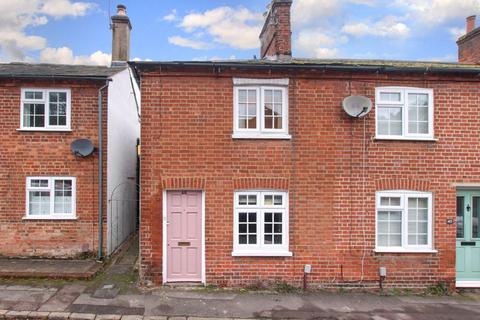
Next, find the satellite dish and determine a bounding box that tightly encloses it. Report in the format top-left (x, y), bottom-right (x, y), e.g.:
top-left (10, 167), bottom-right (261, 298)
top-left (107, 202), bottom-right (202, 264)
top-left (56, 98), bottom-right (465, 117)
top-left (342, 95), bottom-right (372, 118)
top-left (71, 139), bottom-right (95, 157)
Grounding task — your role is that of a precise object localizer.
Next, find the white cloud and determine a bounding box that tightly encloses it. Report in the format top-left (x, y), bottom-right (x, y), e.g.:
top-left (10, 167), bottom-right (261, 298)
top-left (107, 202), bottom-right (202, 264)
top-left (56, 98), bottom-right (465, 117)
top-left (294, 29), bottom-right (343, 58)
top-left (292, 0), bottom-right (341, 27)
top-left (178, 7), bottom-right (263, 50)
top-left (39, 47), bottom-right (111, 65)
top-left (449, 27), bottom-right (465, 40)
top-left (168, 36), bottom-right (211, 50)
top-left (132, 57), bottom-right (153, 62)
top-left (0, 0), bottom-right (97, 62)
top-left (394, 0), bottom-right (480, 25)
top-left (192, 55), bottom-right (237, 61)
top-left (163, 9), bottom-right (177, 22)
top-left (350, 0), bottom-right (377, 5)
top-left (342, 16), bottom-right (410, 39)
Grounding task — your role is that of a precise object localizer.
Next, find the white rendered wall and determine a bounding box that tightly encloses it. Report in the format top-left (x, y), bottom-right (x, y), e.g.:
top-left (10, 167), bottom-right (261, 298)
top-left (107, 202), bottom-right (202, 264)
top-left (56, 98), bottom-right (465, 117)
top-left (106, 68), bottom-right (141, 255)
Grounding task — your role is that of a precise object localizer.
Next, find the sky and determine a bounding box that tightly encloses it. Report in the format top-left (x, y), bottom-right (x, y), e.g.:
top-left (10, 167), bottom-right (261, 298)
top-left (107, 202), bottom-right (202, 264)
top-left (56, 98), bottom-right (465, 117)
top-left (0, 0), bottom-right (479, 65)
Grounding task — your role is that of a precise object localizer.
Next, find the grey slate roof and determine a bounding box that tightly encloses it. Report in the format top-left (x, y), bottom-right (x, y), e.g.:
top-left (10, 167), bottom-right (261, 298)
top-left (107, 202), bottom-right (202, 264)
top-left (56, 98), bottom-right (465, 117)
top-left (0, 63), bottom-right (125, 80)
top-left (131, 58), bottom-right (480, 74)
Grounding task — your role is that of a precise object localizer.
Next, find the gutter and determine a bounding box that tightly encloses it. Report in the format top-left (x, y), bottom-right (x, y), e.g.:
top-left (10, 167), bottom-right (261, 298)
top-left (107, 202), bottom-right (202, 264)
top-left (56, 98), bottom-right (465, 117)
top-left (130, 61), bottom-right (480, 75)
top-left (0, 75), bottom-right (112, 81)
top-left (97, 80), bottom-right (110, 261)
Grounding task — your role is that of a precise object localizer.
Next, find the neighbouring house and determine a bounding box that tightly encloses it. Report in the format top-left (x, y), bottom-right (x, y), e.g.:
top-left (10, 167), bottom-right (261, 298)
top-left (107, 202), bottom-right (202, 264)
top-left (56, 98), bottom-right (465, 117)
top-left (133, 0), bottom-right (480, 289)
top-left (0, 5), bottom-right (140, 259)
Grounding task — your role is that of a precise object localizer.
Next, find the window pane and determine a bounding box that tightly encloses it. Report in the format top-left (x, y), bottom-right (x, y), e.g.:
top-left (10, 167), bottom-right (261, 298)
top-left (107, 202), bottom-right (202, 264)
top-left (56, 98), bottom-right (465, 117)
top-left (248, 195), bottom-right (257, 205)
top-left (25, 91), bottom-right (43, 100)
top-left (380, 197), bottom-right (400, 207)
top-left (473, 197), bottom-right (480, 238)
top-left (377, 210), bottom-right (402, 247)
top-left (239, 103), bottom-right (247, 116)
top-left (239, 195), bottom-right (247, 205)
top-left (264, 211), bottom-right (283, 245)
top-left (31, 179), bottom-right (48, 188)
top-left (238, 90), bottom-right (247, 103)
top-left (54, 180), bottom-right (72, 214)
top-left (23, 103), bottom-right (45, 127)
top-left (238, 211), bottom-right (257, 244)
top-left (377, 107), bottom-right (402, 136)
top-left (264, 195), bottom-right (273, 205)
top-left (407, 197), bottom-right (429, 245)
top-left (408, 93), bottom-right (429, 135)
top-left (49, 92), bottom-right (68, 127)
top-left (264, 90), bottom-right (273, 103)
top-left (457, 196), bottom-right (464, 238)
top-left (380, 92), bottom-right (401, 102)
top-left (274, 195), bottom-right (282, 205)
top-left (29, 191), bottom-right (50, 215)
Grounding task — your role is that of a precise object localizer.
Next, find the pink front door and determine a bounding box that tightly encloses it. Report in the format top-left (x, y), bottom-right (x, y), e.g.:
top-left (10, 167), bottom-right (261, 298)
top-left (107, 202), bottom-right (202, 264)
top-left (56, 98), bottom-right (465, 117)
top-left (166, 190), bottom-right (203, 282)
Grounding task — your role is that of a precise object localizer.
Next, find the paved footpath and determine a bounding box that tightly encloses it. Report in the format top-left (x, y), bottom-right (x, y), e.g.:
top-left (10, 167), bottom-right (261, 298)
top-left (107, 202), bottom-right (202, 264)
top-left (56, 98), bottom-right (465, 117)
top-left (0, 239), bottom-right (479, 319)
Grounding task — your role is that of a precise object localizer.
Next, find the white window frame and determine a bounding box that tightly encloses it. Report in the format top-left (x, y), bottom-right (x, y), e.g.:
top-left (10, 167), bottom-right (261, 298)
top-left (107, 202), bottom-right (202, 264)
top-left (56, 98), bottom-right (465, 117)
top-left (24, 177), bottom-right (77, 220)
top-left (375, 87), bottom-right (434, 141)
top-left (233, 78), bottom-right (290, 139)
top-left (375, 190), bottom-right (436, 253)
top-left (233, 190), bottom-right (292, 256)
top-left (20, 88), bottom-right (72, 131)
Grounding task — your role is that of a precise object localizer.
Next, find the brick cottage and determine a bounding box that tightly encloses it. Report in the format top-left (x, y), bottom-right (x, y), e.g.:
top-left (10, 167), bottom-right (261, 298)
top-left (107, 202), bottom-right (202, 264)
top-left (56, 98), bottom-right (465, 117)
top-left (0, 6), bottom-right (140, 259)
top-left (132, 0), bottom-right (480, 289)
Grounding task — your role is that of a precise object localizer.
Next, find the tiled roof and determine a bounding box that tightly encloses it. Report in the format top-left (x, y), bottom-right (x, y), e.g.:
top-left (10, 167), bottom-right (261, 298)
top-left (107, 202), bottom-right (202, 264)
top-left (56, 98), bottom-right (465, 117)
top-left (0, 63), bottom-right (125, 79)
top-left (131, 58), bottom-right (480, 74)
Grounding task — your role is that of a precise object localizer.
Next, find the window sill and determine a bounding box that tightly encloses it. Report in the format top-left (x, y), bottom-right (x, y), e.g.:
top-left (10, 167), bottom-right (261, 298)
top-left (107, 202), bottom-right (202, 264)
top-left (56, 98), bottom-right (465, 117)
top-left (374, 136), bottom-right (438, 142)
top-left (374, 248), bottom-right (437, 254)
top-left (23, 215), bottom-right (77, 221)
top-left (232, 133), bottom-right (292, 140)
top-left (17, 128), bottom-right (72, 132)
top-left (232, 251), bottom-right (293, 257)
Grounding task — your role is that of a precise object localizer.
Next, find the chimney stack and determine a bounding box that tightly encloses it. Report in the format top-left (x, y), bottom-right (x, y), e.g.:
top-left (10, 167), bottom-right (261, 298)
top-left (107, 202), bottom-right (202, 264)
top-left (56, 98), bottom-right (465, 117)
top-left (259, 0), bottom-right (292, 60)
top-left (467, 15), bottom-right (476, 34)
top-left (111, 4), bottom-right (132, 65)
top-left (457, 15), bottom-right (480, 64)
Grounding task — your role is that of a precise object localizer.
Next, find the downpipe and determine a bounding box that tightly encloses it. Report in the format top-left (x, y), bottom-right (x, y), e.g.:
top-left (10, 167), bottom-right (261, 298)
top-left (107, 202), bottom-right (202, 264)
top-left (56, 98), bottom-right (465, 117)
top-left (97, 80), bottom-right (110, 261)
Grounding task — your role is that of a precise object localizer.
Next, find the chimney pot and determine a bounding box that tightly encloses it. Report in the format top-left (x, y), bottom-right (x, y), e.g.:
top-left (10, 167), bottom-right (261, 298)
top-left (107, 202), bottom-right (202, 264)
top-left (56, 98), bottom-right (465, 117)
top-left (117, 4), bottom-right (127, 16)
top-left (466, 15), bottom-right (477, 34)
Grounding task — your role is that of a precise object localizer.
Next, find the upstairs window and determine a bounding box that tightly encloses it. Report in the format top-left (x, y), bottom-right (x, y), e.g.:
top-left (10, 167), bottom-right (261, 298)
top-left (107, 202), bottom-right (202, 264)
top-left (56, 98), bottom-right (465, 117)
top-left (376, 191), bottom-right (434, 252)
top-left (375, 87), bottom-right (434, 140)
top-left (233, 190), bottom-right (291, 256)
top-left (233, 78), bottom-right (290, 139)
top-left (21, 89), bottom-right (71, 131)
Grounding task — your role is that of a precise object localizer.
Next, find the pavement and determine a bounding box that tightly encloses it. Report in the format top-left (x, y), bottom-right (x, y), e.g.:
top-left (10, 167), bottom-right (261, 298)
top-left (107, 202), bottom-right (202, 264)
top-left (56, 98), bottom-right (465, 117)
top-left (0, 237), bottom-right (479, 320)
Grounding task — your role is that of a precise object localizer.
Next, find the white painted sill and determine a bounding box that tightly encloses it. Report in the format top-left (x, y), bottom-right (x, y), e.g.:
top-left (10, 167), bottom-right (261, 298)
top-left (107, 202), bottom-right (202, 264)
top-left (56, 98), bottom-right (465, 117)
top-left (374, 136), bottom-right (438, 142)
top-left (232, 251), bottom-right (293, 257)
top-left (374, 248), bottom-right (438, 254)
top-left (17, 128), bottom-right (72, 132)
top-left (232, 133), bottom-right (292, 140)
top-left (23, 215), bottom-right (77, 221)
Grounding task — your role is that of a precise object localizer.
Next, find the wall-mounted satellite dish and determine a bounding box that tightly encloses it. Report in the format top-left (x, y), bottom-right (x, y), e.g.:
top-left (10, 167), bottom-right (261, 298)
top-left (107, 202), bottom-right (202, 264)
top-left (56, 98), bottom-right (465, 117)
top-left (71, 139), bottom-right (95, 157)
top-left (342, 95), bottom-right (372, 118)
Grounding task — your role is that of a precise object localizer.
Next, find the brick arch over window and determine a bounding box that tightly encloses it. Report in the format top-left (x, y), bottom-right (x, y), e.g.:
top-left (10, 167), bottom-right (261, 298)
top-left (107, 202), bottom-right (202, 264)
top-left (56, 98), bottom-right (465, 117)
top-left (233, 177), bottom-right (290, 190)
top-left (375, 179), bottom-right (431, 192)
top-left (161, 177), bottom-right (207, 190)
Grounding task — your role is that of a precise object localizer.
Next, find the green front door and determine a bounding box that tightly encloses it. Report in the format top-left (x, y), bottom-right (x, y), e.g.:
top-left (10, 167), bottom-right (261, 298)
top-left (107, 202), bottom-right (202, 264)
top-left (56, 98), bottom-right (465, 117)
top-left (456, 191), bottom-right (480, 282)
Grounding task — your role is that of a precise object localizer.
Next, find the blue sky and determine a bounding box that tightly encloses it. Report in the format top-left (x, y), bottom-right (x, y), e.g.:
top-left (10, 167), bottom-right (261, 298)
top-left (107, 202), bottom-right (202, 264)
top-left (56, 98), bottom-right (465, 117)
top-left (1, 0), bottom-right (478, 65)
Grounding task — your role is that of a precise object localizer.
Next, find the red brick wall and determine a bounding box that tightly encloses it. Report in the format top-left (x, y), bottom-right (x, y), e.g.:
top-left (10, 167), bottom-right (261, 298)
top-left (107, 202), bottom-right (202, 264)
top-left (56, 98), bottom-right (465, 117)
top-left (139, 67), bottom-right (480, 289)
top-left (0, 79), bottom-right (108, 258)
top-left (458, 28), bottom-right (480, 63)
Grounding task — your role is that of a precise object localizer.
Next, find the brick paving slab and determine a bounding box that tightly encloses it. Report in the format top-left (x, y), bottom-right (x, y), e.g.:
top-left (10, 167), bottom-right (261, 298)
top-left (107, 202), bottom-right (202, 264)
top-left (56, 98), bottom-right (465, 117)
top-left (70, 313), bottom-right (97, 320)
top-left (94, 315), bottom-right (122, 320)
top-left (0, 310), bottom-right (7, 319)
top-left (39, 285), bottom-right (86, 312)
top-left (120, 316), bottom-right (143, 320)
top-left (168, 317), bottom-right (187, 320)
top-left (48, 312), bottom-right (72, 319)
top-left (28, 311), bottom-right (50, 319)
top-left (143, 317), bottom-right (167, 320)
top-left (5, 310), bottom-right (30, 319)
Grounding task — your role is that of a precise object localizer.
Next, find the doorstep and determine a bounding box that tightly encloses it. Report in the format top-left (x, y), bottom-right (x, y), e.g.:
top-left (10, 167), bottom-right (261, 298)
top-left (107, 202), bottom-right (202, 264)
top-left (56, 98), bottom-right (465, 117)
top-left (456, 280), bottom-right (480, 288)
top-left (0, 258), bottom-right (102, 280)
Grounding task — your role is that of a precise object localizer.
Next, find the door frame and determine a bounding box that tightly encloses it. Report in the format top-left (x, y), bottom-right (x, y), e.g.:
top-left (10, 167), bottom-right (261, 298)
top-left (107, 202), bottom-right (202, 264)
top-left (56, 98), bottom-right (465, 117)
top-left (456, 188), bottom-right (480, 288)
top-left (162, 189), bottom-right (206, 284)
